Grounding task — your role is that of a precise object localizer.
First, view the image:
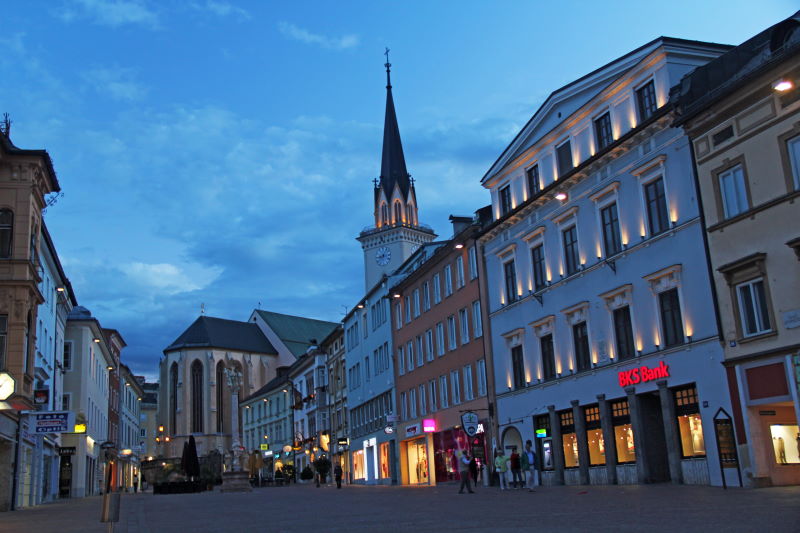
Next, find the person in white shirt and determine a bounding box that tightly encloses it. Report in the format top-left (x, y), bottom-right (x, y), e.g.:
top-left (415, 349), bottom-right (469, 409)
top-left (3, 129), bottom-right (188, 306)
top-left (458, 450), bottom-right (475, 494)
top-left (522, 440), bottom-right (538, 492)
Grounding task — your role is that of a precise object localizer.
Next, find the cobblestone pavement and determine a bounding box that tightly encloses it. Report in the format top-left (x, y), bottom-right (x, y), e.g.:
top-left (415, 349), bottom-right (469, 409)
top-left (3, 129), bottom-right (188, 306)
top-left (3, 483), bottom-right (800, 533)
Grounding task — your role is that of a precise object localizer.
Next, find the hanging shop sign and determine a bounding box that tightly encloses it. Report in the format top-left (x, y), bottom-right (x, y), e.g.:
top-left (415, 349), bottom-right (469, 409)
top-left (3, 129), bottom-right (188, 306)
top-left (404, 424), bottom-right (420, 438)
top-left (260, 444), bottom-right (269, 451)
top-left (58, 446), bottom-right (76, 456)
top-left (535, 428), bottom-right (547, 438)
top-left (422, 419), bottom-right (436, 433)
top-left (384, 426), bottom-right (394, 435)
top-left (617, 361), bottom-right (669, 388)
top-left (337, 437), bottom-right (349, 447)
top-left (34, 389), bottom-right (49, 405)
top-left (461, 412), bottom-right (480, 436)
top-left (31, 411), bottom-right (75, 434)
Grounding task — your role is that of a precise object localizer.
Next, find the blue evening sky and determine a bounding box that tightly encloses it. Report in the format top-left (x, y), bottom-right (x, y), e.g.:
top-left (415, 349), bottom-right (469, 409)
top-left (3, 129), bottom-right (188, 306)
top-left (1, 1), bottom-right (793, 378)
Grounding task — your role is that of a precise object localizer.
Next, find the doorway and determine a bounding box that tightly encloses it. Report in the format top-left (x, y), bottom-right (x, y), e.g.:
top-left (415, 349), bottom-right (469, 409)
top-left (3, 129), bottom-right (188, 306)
top-left (638, 393), bottom-right (670, 482)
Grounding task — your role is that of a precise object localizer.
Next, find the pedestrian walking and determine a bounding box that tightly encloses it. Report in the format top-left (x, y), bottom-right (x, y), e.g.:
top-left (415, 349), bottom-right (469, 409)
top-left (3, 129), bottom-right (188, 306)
top-left (521, 440), bottom-right (537, 492)
top-left (494, 450), bottom-right (509, 491)
top-left (458, 451), bottom-right (475, 494)
top-left (132, 474), bottom-right (138, 494)
top-left (510, 448), bottom-right (523, 489)
top-left (334, 464), bottom-right (343, 489)
top-left (469, 456), bottom-right (479, 489)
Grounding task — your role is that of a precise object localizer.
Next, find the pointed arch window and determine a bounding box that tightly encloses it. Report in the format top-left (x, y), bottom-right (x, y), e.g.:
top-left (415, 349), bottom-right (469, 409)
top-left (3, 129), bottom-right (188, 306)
top-left (191, 360), bottom-right (204, 433)
top-left (381, 203), bottom-right (389, 226)
top-left (170, 362), bottom-right (178, 434)
top-left (394, 202), bottom-right (402, 225)
top-left (0, 209), bottom-right (13, 259)
top-left (216, 361), bottom-right (225, 433)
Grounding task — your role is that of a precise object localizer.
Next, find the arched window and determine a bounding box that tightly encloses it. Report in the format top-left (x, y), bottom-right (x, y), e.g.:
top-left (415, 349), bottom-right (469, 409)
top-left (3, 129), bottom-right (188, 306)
top-left (216, 361), bottom-right (225, 433)
top-left (394, 202), bottom-right (402, 225)
top-left (381, 204), bottom-right (389, 226)
top-left (170, 363), bottom-right (178, 434)
top-left (0, 209), bottom-right (13, 259)
top-left (406, 205), bottom-right (413, 226)
top-left (191, 360), bottom-right (204, 433)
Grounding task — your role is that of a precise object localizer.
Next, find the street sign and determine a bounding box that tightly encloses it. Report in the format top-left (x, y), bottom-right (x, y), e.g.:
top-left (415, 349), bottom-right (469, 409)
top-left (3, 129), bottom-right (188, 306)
top-left (0, 372), bottom-right (15, 401)
top-left (31, 411), bottom-right (75, 434)
top-left (58, 446), bottom-right (76, 456)
top-left (337, 437), bottom-right (349, 446)
top-left (461, 411), bottom-right (480, 437)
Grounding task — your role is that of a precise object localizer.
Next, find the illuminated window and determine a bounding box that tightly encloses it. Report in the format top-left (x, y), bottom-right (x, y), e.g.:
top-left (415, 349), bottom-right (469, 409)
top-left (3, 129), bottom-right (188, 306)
top-left (380, 441), bottom-right (391, 478)
top-left (613, 306), bottom-right (635, 361)
top-left (584, 406), bottom-right (605, 466)
top-left (770, 424), bottom-right (800, 464)
top-left (636, 80), bottom-right (657, 121)
top-left (674, 387), bottom-right (705, 458)
top-left (594, 112), bottom-right (613, 151)
top-left (499, 185), bottom-right (512, 215)
top-left (560, 411), bottom-right (579, 468)
top-left (611, 400), bottom-right (636, 463)
top-left (352, 449), bottom-right (365, 480)
top-left (526, 164), bottom-right (541, 197)
top-left (562, 226), bottom-right (579, 276)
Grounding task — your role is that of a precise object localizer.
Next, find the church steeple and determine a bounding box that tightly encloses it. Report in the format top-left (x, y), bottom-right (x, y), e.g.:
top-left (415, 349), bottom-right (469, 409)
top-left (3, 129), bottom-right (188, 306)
top-left (379, 49), bottom-right (411, 202)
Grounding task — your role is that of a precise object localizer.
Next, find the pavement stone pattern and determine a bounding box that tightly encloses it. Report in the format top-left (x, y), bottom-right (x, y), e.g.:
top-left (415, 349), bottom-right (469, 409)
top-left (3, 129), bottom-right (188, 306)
top-left (3, 483), bottom-right (800, 533)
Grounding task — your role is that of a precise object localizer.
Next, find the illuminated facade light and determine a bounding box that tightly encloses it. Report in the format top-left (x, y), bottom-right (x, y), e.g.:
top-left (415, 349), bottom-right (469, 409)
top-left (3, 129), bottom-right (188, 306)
top-left (94, 338), bottom-right (101, 343)
top-left (773, 79), bottom-right (794, 92)
top-left (554, 192), bottom-right (568, 201)
top-left (454, 243), bottom-right (464, 249)
top-left (393, 293), bottom-right (401, 299)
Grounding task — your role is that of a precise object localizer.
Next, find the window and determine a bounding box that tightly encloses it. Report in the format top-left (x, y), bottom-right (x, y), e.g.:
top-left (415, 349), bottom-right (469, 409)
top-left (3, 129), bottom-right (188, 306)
top-left (422, 282), bottom-right (430, 312)
top-left (433, 274), bottom-right (442, 304)
top-left (644, 177), bottom-right (669, 235)
top-left (737, 278), bottom-right (771, 337)
top-left (472, 301), bottom-right (483, 338)
top-left (573, 322), bottom-right (591, 372)
top-left (459, 308), bottom-right (469, 344)
top-left (562, 226), bottom-right (579, 276)
top-left (419, 385), bottom-right (427, 416)
top-left (439, 375), bottom-right (449, 409)
top-left (169, 362), bottom-right (178, 434)
top-left (541, 334), bottom-right (556, 381)
top-left (499, 185), bottom-right (512, 215)
top-left (416, 336), bottom-right (423, 367)
top-left (612, 400), bottom-right (636, 463)
top-left (395, 303), bottom-right (402, 330)
top-left (594, 112), bottom-right (613, 151)
top-left (451, 370), bottom-right (461, 404)
top-left (503, 260), bottom-right (517, 303)
top-left (476, 359), bottom-right (487, 397)
top-left (62, 393), bottom-right (71, 411)
top-left (556, 140), bottom-right (573, 177)
top-left (585, 406), bottom-right (605, 466)
top-left (613, 306), bottom-right (636, 361)
top-left (425, 329), bottom-right (434, 362)
top-left (718, 164), bottom-right (749, 219)
top-left (404, 296), bottom-right (411, 323)
top-left (400, 392), bottom-right (408, 421)
top-left (456, 256), bottom-right (465, 288)
top-left (560, 410), bottom-right (579, 468)
top-left (511, 345), bottom-right (525, 389)
top-left (526, 164), bottom-right (541, 197)
top-left (436, 322), bottom-right (445, 356)
top-left (463, 365), bottom-right (474, 401)
top-left (0, 210), bottom-right (12, 259)
top-left (429, 380), bottom-right (437, 412)
top-left (675, 387), bottom-right (705, 458)
top-left (600, 203), bottom-right (622, 256)
top-left (62, 340), bottom-right (72, 371)
top-left (365, 356), bottom-right (370, 381)
top-left (447, 315), bottom-right (457, 351)
top-left (409, 388), bottom-right (417, 419)
top-left (636, 80), bottom-right (657, 121)
top-left (398, 346), bottom-right (405, 375)
top-left (788, 135), bottom-right (800, 190)
top-left (468, 246), bottom-right (478, 280)
top-left (659, 289), bottom-right (684, 347)
top-left (216, 361), bottom-right (225, 432)
top-left (413, 289), bottom-right (421, 318)
top-left (190, 360), bottom-right (203, 433)
top-left (406, 341), bottom-right (414, 371)
top-left (531, 244), bottom-right (546, 291)
top-left (444, 265), bottom-right (453, 296)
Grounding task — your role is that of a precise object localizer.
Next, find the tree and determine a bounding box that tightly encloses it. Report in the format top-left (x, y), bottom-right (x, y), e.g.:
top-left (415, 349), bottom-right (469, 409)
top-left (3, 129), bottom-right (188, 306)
top-left (313, 456), bottom-right (331, 487)
top-left (185, 436), bottom-right (200, 480)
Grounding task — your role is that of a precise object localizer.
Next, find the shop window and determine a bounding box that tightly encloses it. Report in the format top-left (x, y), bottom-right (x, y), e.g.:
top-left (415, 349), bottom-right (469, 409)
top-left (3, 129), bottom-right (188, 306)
top-left (674, 386), bottom-right (705, 458)
top-left (380, 442), bottom-right (391, 478)
top-left (560, 411), bottom-right (579, 468)
top-left (535, 415), bottom-right (553, 471)
top-left (407, 438), bottom-right (429, 484)
top-left (770, 424), bottom-right (800, 464)
top-left (352, 450), bottom-right (365, 480)
top-left (584, 406), bottom-right (605, 466)
top-left (611, 400), bottom-right (636, 463)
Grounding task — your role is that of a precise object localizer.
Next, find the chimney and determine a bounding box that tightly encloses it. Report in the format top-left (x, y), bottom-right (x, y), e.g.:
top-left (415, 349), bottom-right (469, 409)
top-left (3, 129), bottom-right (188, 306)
top-left (449, 215), bottom-right (472, 237)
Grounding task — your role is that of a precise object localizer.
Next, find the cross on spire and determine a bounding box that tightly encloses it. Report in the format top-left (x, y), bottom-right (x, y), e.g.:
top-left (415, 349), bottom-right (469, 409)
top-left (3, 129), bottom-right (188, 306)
top-left (384, 47), bottom-right (391, 88)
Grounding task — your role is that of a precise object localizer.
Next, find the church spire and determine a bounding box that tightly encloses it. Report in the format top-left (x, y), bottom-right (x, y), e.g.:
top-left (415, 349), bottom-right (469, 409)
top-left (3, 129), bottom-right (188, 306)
top-left (378, 48), bottom-right (411, 202)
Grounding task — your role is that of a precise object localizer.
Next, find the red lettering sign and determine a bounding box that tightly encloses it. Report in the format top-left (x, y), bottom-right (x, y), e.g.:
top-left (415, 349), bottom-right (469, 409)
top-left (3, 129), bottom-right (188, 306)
top-left (618, 361), bottom-right (669, 387)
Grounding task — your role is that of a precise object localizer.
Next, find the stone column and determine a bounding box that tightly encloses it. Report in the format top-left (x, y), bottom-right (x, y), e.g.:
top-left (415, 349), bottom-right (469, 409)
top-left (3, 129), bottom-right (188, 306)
top-left (226, 369), bottom-right (243, 469)
top-left (571, 400), bottom-right (590, 485)
top-left (658, 381), bottom-right (683, 484)
top-left (597, 394), bottom-right (618, 484)
top-left (548, 405), bottom-right (565, 485)
top-left (625, 387), bottom-right (649, 483)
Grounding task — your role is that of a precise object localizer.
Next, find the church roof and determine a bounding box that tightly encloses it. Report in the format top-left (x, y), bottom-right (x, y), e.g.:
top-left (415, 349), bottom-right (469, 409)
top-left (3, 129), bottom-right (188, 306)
top-left (164, 315), bottom-right (277, 354)
top-left (255, 310), bottom-right (338, 357)
top-left (377, 62), bottom-right (412, 202)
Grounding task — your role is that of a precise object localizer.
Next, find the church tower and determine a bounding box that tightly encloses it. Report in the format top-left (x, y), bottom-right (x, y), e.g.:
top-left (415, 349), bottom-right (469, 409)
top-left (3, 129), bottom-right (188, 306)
top-left (357, 53), bottom-right (436, 291)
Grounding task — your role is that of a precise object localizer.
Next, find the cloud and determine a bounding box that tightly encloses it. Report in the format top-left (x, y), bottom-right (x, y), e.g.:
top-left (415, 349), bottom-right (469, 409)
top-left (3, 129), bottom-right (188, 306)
top-left (121, 262), bottom-right (223, 295)
top-left (58, 0), bottom-right (159, 28)
top-left (191, 0), bottom-right (250, 20)
top-left (83, 67), bottom-right (148, 101)
top-left (278, 22), bottom-right (359, 50)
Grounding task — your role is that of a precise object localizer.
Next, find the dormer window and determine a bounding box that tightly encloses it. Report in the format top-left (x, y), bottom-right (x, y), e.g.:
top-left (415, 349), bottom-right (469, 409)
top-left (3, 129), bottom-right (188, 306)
top-left (636, 80), bottom-right (657, 121)
top-left (526, 165), bottom-right (541, 197)
top-left (556, 139), bottom-right (573, 177)
top-left (594, 112), bottom-right (613, 151)
top-left (499, 185), bottom-right (512, 215)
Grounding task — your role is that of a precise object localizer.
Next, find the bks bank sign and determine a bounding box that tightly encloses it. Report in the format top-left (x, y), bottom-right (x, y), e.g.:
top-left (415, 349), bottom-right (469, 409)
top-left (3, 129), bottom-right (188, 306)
top-left (617, 361), bottom-right (670, 388)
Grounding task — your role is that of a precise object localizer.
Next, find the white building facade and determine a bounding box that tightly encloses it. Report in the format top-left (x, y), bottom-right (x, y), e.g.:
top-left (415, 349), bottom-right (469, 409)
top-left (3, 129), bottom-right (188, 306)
top-left (480, 38), bottom-right (739, 487)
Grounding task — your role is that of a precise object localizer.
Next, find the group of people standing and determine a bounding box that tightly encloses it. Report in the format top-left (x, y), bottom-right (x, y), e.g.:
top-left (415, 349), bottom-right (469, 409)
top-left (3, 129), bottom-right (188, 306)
top-left (493, 440), bottom-right (538, 492)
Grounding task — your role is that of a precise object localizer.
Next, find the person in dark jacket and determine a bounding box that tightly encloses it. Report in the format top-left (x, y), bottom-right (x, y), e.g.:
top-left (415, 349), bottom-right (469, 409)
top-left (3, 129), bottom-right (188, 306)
top-left (469, 456), bottom-right (479, 488)
top-left (509, 449), bottom-right (523, 489)
top-left (334, 464), bottom-right (343, 489)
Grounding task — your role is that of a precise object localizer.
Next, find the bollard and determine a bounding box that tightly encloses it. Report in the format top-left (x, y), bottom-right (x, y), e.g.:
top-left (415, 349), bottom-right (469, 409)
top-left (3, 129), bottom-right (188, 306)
top-left (100, 492), bottom-right (121, 532)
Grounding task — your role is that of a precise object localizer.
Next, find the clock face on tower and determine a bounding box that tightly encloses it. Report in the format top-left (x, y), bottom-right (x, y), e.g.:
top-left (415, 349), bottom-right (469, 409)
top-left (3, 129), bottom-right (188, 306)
top-left (375, 246), bottom-right (391, 266)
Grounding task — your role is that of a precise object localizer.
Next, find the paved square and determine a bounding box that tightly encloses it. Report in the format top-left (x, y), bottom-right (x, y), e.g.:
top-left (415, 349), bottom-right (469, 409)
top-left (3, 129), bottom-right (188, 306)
top-left (4, 483), bottom-right (800, 532)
